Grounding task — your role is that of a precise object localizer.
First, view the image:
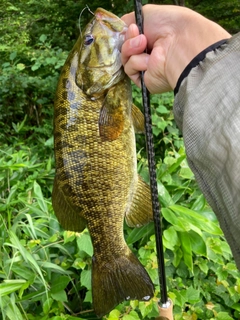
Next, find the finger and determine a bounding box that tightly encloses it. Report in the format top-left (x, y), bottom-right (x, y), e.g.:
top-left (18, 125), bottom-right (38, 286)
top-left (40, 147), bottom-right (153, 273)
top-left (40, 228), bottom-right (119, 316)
top-left (123, 53), bottom-right (149, 87)
top-left (121, 34), bottom-right (146, 66)
top-left (121, 12), bottom-right (136, 26)
top-left (124, 23), bottom-right (139, 41)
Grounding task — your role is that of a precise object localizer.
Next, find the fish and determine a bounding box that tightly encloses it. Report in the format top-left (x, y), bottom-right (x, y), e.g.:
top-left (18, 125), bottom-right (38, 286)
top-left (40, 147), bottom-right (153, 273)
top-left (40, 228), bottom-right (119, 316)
top-left (52, 7), bottom-right (154, 317)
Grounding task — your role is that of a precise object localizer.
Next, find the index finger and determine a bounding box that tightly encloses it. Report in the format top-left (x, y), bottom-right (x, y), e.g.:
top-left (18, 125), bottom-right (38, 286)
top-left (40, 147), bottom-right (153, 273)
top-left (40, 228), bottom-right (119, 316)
top-left (121, 12), bottom-right (136, 26)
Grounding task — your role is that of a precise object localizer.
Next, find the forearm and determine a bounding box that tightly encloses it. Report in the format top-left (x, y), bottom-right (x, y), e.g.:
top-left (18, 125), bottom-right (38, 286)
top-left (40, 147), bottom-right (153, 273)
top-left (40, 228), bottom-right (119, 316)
top-left (174, 33), bottom-right (240, 269)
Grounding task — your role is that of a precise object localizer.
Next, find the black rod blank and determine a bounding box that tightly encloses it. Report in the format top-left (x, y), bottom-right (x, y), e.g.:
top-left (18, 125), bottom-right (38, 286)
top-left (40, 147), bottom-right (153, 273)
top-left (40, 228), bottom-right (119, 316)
top-left (133, 0), bottom-right (168, 305)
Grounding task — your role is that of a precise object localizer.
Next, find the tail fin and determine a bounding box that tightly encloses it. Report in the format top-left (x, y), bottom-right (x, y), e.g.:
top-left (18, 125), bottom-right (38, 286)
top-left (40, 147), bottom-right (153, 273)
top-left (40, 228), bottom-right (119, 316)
top-left (92, 251), bottom-right (154, 317)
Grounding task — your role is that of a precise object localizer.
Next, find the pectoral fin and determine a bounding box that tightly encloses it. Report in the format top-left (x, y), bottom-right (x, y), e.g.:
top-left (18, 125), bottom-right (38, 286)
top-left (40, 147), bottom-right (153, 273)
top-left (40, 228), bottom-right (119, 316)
top-left (52, 177), bottom-right (86, 232)
top-left (131, 104), bottom-right (145, 134)
top-left (99, 102), bottom-right (124, 141)
top-left (125, 176), bottom-right (153, 227)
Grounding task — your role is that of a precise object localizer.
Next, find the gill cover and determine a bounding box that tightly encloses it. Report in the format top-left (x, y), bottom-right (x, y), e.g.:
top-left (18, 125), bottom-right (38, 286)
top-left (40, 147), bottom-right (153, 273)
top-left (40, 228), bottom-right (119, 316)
top-left (76, 8), bottom-right (127, 97)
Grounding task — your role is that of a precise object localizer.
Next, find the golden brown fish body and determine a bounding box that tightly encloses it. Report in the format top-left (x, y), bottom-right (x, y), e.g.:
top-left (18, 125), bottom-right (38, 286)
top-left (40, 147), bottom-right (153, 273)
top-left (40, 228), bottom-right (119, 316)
top-left (52, 8), bottom-right (153, 317)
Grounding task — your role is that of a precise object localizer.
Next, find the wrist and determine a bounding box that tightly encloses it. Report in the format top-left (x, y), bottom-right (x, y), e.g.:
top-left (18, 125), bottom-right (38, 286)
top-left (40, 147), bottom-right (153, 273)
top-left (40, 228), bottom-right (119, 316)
top-left (165, 8), bottom-right (231, 89)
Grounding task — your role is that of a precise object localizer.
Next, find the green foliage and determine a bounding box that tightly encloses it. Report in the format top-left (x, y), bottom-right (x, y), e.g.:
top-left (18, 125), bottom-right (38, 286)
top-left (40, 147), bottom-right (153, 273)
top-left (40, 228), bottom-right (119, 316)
top-left (1, 1), bottom-right (240, 319)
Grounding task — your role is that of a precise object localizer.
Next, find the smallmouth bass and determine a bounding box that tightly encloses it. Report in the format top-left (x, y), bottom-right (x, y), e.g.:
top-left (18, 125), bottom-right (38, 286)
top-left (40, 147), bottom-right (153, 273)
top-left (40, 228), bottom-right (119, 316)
top-left (52, 8), bottom-right (154, 317)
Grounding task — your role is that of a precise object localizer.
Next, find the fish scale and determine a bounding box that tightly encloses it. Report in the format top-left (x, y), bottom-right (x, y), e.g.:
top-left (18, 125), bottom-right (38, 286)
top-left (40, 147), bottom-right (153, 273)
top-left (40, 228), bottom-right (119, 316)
top-left (52, 7), bottom-right (154, 317)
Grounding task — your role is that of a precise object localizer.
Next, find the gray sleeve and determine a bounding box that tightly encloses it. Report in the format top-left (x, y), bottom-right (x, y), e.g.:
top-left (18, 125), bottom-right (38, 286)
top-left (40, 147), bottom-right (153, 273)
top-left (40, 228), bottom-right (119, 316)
top-left (173, 33), bottom-right (240, 269)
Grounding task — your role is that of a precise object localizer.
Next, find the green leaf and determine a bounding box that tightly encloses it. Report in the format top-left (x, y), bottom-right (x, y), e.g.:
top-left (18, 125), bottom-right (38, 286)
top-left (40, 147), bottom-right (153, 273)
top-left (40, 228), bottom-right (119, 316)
top-left (108, 309), bottom-right (121, 319)
top-left (188, 230), bottom-right (207, 256)
top-left (10, 51), bottom-right (17, 60)
top-left (163, 226), bottom-right (179, 250)
top-left (157, 181), bottom-right (174, 207)
top-left (178, 231), bottom-right (193, 272)
top-left (43, 298), bottom-right (54, 315)
top-left (162, 208), bottom-right (189, 231)
top-left (77, 232), bottom-right (93, 256)
top-left (9, 231), bottom-right (47, 287)
top-left (198, 259), bottom-right (209, 274)
top-left (33, 181), bottom-right (48, 213)
top-left (39, 34), bottom-right (47, 42)
top-left (63, 230), bottom-right (76, 244)
top-left (186, 286), bottom-right (200, 304)
top-left (0, 280), bottom-right (26, 296)
top-left (122, 310), bottom-right (140, 320)
top-left (170, 205), bottom-right (222, 235)
top-left (51, 290), bottom-right (67, 302)
top-left (80, 269), bottom-right (91, 290)
top-left (16, 63), bottom-right (25, 70)
top-left (179, 167), bottom-right (194, 179)
top-left (50, 276), bottom-right (70, 294)
top-left (216, 312), bottom-right (234, 320)
top-left (127, 223), bottom-right (154, 245)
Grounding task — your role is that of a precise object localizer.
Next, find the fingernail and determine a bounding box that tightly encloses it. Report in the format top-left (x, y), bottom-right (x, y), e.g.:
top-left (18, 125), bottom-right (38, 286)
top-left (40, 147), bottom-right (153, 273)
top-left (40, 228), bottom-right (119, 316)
top-left (130, 36), bottom-right (141, 48)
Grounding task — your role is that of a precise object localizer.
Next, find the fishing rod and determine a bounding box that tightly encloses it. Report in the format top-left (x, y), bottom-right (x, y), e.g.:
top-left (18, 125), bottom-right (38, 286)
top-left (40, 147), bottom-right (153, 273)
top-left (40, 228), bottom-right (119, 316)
top-left (133, 1), bottom-right (173, 319)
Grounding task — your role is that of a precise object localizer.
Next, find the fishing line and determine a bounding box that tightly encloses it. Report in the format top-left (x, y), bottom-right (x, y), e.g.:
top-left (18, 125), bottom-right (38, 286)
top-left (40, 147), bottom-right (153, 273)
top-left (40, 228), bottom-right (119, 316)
top-left (78, 5), bottom-right (95, 36)
top-left (133, 0), bottom-right (169, 306)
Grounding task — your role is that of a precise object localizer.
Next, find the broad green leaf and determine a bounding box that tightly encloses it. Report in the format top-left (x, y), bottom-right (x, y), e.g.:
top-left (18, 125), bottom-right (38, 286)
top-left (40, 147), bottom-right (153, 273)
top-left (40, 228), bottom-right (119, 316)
top-left (77, 232), bottom-right (93, 256)
top-left (198, 259), bottom-right (209, 274)
top-left (80, 269), bottom-right (91, 290)
top-left (63, 230), bottom-right (76, 244)
top-left (43, 298), bottom-right (54, 315)
top-left (188, 230), bottom-right (207, 256)
top-left (126, 223), bottom-right (154, 245)
top-left (216, 312), bottom-right (234, 320)
top-left (163, 226), bottom-right (179, 250)
top-left (157, 182), bottom-right (174, 207)
top-left (173, 247), bottom-right (183, 268)
top-left (39, 34), bottom-right (47, 42)
top-left (170, 205), bottom-right (222, 235)
top-left (9, 51), bottom-right (17, 60)
top-left (186, 286), bottom-right (200, 304)
top-left (231, 303), bottom-right (240, 311)
top-left (84, 290), bottom-right (92, 303)
top-left (178, 232), bottom-right (193, 272)
top-left (122, 310), bottom-right (140, 320)
top-left (51, 290), bottom-right (67, 302)
top-left (160, 155), bottom-right (186, 177)
top-left (108, 309), bottom-right (121, 319)
top-left (50, 276), bottom-right (70, 294)
top-left (162, 208), bottom-right (188, 231)
top-left (16, 63), bottom-right (25, 70)
top-left (163, 226), bottom-right (179, 247)
top-left (179, 167), bottom-right (194, 179)
top-left (191, 194), bottom-right (206, 211)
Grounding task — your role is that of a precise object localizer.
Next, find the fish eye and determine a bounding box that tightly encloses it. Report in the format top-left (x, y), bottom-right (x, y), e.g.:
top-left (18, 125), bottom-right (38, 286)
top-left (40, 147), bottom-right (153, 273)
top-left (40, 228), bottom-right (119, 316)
top-left (84, 34), bottom-right (94, 45)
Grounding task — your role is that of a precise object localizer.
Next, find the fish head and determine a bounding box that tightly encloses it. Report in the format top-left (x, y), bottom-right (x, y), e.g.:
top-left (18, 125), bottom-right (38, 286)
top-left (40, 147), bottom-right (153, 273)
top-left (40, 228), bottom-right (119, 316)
top-left (76, 8), bottom-right (128, 98)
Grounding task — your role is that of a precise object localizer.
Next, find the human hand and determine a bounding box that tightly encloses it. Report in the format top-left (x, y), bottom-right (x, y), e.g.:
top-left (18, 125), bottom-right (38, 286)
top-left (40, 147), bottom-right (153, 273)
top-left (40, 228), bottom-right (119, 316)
top-left (121, 5), bottom-right (231, 94)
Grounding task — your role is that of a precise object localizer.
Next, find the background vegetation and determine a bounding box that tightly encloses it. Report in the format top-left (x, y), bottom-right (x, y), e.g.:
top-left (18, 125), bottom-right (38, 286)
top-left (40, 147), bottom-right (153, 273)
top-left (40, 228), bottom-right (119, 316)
top-left (1, 0), bottom-right (240, 319)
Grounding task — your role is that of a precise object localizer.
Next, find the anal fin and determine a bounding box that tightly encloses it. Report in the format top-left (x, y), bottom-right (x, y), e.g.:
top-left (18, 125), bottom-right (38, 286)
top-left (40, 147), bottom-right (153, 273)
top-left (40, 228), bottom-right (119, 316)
top-left (125, 175), bottom-right (153, 227)
top-left (52, 177), bottom-right (86, 232)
